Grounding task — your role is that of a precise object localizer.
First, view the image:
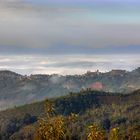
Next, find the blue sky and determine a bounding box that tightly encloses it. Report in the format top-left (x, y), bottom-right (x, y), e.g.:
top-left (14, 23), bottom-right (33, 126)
top-left (0, 0), bottom-right (139, 74)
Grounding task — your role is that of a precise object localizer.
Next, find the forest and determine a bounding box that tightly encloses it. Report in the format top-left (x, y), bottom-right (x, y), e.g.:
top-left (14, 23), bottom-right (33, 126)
top-left (0, 89), bottom-right (139, 140)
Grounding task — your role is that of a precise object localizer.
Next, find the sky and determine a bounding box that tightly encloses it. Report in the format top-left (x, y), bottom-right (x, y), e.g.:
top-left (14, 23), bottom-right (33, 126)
top-left (0, 0), bottom-right (140, 75)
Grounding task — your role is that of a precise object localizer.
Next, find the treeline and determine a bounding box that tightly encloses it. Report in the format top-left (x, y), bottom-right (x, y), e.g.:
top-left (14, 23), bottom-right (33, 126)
top-left (54, 89), bottom-right (140, 115)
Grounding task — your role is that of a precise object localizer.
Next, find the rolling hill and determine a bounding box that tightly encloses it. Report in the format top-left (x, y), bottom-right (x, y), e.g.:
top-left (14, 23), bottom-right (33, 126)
top-left (0, 89), bottom-right (140, 140)
top-left (0, 67), bottom-right (140, 110)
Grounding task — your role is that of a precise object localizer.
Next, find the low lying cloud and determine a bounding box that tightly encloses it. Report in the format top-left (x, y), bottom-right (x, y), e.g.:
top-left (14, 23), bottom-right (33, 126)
top-left (0, 54), bottom-right (139, 75)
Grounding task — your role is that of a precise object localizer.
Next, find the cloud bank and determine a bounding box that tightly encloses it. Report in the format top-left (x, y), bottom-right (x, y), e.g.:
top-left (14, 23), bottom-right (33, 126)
top-left (0, 54), bottom-right (139, 75)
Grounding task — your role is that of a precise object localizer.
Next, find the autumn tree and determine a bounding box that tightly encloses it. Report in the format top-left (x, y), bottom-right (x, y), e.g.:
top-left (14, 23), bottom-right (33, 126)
top-left (86, 124), bottom-right (106, 140)
top-left (109, 127), bottom-right (120, 140)
top-left (44, 99), bottom-right (55, 119)
top-left (64, 113), bottom-right (79, 140)
top-left (35, 99), bottom-right (65, 140)
top-left (37, 116), bottom-right (64, 140)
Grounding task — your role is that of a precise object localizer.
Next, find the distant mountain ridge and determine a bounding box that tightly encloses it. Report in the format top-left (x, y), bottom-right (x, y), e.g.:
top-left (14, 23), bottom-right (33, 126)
top-left (0, 67), bottom-right (139, 110)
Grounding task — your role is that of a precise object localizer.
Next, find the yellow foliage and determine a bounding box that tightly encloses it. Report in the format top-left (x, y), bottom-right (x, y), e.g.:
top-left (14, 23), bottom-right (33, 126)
top-left (35, 99), bottom-right (65, 140)
top-left (68, 113), bottom-right (78, 123)
top-left (87, 124), bottom-right (106, 140)
top-left (36, 116), bottom-right (64, 140)
top-left (109, 127), bottom-right (120, 140)
top-left (44, 99), bottom-right (55, 118)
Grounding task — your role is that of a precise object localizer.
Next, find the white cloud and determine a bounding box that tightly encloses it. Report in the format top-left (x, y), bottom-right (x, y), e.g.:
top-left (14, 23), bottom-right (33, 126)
top-left (0, 54), bottom-right (139, 75)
